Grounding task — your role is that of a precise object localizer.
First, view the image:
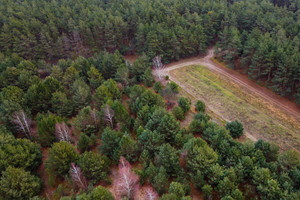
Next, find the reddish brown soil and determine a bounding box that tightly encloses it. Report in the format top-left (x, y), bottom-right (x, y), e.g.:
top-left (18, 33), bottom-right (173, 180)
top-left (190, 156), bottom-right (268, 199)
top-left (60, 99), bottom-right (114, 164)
top-left (37, 147), bottom-right (56, 198)
top-left (124, 55), bottom-right (139, 64)
top-left (191, 184), bottom-right (205, 200)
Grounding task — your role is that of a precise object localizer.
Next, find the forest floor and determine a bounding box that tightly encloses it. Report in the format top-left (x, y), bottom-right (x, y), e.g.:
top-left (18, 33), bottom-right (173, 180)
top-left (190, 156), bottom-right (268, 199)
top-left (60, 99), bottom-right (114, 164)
top-left (163, 49), bottom-right (300, 152)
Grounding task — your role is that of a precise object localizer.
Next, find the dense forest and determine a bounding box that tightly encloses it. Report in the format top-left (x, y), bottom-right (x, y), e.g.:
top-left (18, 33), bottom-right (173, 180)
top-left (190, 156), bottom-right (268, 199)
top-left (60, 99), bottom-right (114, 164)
top-left (0, 0), bottom-right (300, 103)
top-left (1, 48), bottom-right (300, 200)
top-left (0, 0), bottom-right (300, 200)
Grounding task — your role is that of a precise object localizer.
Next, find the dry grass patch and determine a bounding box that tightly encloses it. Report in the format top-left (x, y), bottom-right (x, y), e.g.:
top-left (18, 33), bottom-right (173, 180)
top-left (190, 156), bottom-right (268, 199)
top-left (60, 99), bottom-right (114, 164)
top-left (170, 65), bottom-right (300, 151)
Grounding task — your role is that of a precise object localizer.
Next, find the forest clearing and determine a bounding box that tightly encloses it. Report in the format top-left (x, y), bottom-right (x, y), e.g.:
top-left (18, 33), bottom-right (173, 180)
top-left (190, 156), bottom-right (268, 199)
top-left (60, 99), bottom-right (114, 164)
top-left (163, 50), bottom-right (300, 151)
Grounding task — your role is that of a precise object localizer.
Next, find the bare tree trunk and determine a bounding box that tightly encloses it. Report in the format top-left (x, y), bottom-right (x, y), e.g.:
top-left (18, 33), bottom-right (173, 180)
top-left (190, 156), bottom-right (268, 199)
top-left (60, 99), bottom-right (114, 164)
top-left (90, 108), bottom-right (99, 130)
top-left (12, 110), bottom-right (32, 138)
top-left (144, 187), bottom-right (158, 200)
top-left (103, 104), bottom-right (114, 128)
top-left (113, 157), bottom-right (139, 199)
top-left (153, 56), bottom-right (165, 81)
top-left (55, 122), bottom-right (72, 142)
top-left (70, 163), bottom-right (88, 190)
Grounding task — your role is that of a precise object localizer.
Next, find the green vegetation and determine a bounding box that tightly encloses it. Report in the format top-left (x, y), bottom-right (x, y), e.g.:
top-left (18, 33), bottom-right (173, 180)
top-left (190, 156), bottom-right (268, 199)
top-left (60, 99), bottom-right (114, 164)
top-left (0, 134), bottom-right (42, 173)
top-left (195, 100), bottom-right (206, 113)
top-left (0, 0), bottom-right (299, 199)
top-left (45, 142), bottom-right (79, 177)
top-left (226, 120), bottom-right (244, 138)
top-left (0, 167), bottom-right (41, 200)
top-left (171, 65), bottom-right (300, 151)
top-left (78, 151), bottom-right (110, 184)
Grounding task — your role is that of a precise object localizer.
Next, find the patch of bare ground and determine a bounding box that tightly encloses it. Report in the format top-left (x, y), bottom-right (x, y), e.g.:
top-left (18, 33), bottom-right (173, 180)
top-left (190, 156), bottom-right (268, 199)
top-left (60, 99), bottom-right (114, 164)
top-left (191, 185), bottom-right (205, 200)
top-left (124, 55), bottom-right (139, 64)
top-left (37, 148), bottom-right (55, 198)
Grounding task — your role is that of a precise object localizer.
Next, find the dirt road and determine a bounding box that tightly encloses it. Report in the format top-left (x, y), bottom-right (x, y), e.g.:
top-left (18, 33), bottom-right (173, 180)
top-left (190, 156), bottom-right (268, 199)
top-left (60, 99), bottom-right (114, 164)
top-left (163, 49), bottom-right (300, 142)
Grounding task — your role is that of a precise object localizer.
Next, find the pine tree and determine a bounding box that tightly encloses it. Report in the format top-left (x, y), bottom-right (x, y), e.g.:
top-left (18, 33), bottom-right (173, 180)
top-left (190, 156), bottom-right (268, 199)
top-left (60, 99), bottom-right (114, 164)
top-left (146, 31), bottom-right (160, 59)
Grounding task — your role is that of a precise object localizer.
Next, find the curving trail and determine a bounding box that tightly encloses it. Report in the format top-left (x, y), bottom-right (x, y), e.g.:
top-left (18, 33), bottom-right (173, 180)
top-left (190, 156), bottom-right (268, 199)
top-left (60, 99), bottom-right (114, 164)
top-left (163, 49), bottom-right (300, 143)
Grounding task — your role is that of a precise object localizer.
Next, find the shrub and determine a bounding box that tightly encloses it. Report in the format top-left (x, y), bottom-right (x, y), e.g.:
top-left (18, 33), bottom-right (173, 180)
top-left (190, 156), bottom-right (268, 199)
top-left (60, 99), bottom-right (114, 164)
top-left (178, 97), bottom-right (191, 113)
top-left (167, 81), bottom-right (179, 93)
top-left (195, 100), bottom-right (206, 112)
top-left (153, 82), bottom-right (163, 93)
top-left (226, 120), bottom-right (244, 138)
top-left (172, 106), bottom-right (185, 121)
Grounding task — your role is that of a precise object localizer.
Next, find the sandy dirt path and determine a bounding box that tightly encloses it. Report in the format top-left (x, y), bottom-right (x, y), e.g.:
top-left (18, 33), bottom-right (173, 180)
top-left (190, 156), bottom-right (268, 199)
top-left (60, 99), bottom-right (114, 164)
top-left (163, 49), bottom-right (300, 142)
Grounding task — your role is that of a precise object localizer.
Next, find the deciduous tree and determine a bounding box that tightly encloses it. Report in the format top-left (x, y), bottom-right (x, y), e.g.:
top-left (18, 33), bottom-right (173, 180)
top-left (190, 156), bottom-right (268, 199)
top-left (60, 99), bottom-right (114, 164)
top-left (113, 157), bottom-right (139, 199)
top-left (12, 110), bottom-right (32, 138)
top-left (69, 163), bottom-right (88, 190)
top-left (152, 56), bottom-right (165, 81)
top-left (55, 122), bottom-right (72, 142)
top-left (140, 186), bottom-right (158, 200)
top-left (102, 104), bottom-right (115, 128)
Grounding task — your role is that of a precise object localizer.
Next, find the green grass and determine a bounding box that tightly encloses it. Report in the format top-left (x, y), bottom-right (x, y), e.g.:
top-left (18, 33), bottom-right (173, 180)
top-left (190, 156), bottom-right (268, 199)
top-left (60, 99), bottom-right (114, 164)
top-left (171, 65), bottom-right (300, 151)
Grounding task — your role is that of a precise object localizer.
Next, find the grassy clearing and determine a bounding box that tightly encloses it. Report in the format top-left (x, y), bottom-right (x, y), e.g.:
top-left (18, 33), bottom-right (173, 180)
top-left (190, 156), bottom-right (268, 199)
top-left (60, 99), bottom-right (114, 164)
top-left (170, 65), bottom-right (300, 151)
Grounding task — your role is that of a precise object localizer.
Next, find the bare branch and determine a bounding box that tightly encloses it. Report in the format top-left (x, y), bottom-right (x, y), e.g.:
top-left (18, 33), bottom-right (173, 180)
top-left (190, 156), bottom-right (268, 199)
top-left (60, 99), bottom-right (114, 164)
top-left (55, 122), bottom-right (72, 142)
top-left (144, 186), bottom-right (159, 200)
top-left (102, 104), bottom-right (114, 128)
top-left (113, 157), bottom-right (139, 199)
top-left (152, 56), bottom-right (165, 81)
top-left (70, 163), bottom-right (88, 190)
top-left (137, 186), bottom-right (159, 200)
top-left (11, 110), bottom-right (32, 138)
top-left (90, 108), bottom-right (99, 129)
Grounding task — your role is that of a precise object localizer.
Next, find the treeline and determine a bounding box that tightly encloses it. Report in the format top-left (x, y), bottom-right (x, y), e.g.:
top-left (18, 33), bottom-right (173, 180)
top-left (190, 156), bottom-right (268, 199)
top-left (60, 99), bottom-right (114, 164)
top-left (0, 0), bottom-right (222, 62)
top-left (0, 49), bottom-right (299, 199)
top-left (270, 0), bottom-right (300, 11)
top-left (1, 0), bottom-right (299, 104)
top-left (215, 0), bottom-right (300, 103)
